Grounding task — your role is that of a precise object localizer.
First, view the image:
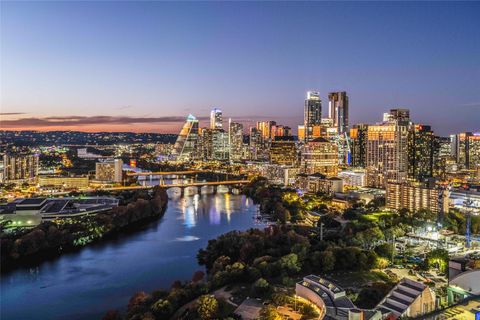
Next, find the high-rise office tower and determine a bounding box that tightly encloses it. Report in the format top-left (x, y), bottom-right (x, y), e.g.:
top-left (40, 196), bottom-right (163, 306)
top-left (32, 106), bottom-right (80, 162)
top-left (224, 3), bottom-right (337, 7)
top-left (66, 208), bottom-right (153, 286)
top-left (269, 136), bottom-right (298, 166)
top-left (350, 124), bottom-right (369, 168)
top-left (301, 137), bottom-right (338, 176)
top-left (2, 153), bottom-right (39, 182)
top-left (229, 119), bottom-right (244, 162)
top-left (366, 111), bottom-right (409, 187)
top-left (210, 108), bottom-right (222, 129)
top-left (173, 114), bottom-right (199, 161)
top-left (407, 124), bottom-right (434, 181)
top-left (328, 91), bottom-right (349, 135)
top-left (304, 91), bottom-right (322, 142)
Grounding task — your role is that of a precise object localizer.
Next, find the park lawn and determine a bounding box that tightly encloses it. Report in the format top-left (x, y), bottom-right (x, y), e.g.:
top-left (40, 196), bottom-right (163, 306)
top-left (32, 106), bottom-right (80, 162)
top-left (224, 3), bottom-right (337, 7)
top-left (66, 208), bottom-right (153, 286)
top-left (324, 270), bottom-right (391, 289)
top-left (361, 211), bottom-right (393, 223)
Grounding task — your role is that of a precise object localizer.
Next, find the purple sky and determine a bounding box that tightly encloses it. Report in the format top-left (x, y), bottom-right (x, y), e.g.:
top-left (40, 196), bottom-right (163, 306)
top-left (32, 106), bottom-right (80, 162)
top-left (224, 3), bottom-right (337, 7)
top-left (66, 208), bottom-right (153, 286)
top-left (1, 1), bottom-right (479, 136)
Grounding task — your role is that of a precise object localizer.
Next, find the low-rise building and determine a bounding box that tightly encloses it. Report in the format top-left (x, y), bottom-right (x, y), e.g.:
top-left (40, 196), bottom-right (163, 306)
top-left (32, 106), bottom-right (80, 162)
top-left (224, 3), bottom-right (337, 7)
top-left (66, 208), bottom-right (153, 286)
top-left (376, 278), bottom-right (436, 318)
top-left (38, 176), bottom-right (89, 189)
top-left (0, 197), bottom-right (119, 227)
top-left (296, 173), bottom-right (343, 195)
top-left (338, 169), bottom-right (366, 188)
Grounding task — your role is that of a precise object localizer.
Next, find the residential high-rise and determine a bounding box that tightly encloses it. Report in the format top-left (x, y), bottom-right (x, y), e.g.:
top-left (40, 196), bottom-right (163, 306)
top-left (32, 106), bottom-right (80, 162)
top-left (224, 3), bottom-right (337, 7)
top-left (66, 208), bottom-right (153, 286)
top-left (328, 91), bottom-right (349, 135)
top-left (451, 132), bottom-right (480, 170)
top-left (271, 125), bottom-right (292, 138)
top-left (301, 137), bottom-right (338, 176)
top-left (228, 119), bottom-right (244, 162)
top-left (211, 129), bottom-right (229, 161)
top-left (172, 114), bottom-right (199, 161)
top-left (433, 136), bottom-right (453, 178)
top-left (2, 153), bottom-right (39, 182)
top-left (407, 124), bottom-right (434, 182)
top-left (304, 91), bottom-right (322, 142)
top-left (210, 108), bottom-right (222, 129)
top-left (386, 182), bottom-right (443, 214)
top-left (366, 111), bottom-right (409, 187)
top-left (95, 159), bottom-right (123, 183)
top-left (249, 127), bottom-right (262, 161)
top-left (269, 136), bottom-right (298, 166)
top-left (350, 124), bottom-right (368, 168)
top-left (256, 120), bottom-right (276, 140)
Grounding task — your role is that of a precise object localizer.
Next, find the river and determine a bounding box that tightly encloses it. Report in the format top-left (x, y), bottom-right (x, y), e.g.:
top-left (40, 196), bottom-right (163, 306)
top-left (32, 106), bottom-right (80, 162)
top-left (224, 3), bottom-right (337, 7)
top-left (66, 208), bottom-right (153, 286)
top-left (1, 193), bottom-right (266, 320)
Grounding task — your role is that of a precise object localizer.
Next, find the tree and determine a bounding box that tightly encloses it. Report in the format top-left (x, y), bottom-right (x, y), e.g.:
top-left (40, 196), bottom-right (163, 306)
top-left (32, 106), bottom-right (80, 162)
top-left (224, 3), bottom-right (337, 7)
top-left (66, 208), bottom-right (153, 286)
top-left (259, 305), bottom-right (282, 320)
top-left (197, 295), bottom-right (218, 320)
top-left (278, 253), bottom-right (301, 275)
top-left (253, 278), bottom-right (270, 297)
top-left (319, 250), bottom-right (336, 273)
top-left (151, 299), bottom-right (173, 318)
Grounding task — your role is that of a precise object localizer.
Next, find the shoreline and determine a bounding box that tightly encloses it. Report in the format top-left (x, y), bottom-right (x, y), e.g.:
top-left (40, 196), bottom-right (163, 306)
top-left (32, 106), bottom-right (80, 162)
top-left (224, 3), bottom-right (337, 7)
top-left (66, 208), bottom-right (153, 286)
top-left (0, 187), bottom-right (169, 273)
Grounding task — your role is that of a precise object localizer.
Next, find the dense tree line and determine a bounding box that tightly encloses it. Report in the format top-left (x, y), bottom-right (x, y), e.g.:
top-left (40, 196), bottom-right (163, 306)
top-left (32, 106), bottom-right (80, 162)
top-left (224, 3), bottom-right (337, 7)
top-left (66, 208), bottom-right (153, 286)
top-left (1, 187), bottom-right (168, 268)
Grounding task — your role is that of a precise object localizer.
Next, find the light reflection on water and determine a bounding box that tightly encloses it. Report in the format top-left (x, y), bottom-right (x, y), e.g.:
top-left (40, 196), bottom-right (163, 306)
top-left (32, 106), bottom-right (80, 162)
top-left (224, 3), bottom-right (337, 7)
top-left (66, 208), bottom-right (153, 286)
top-left (0, 193), bottom-right (265, 320)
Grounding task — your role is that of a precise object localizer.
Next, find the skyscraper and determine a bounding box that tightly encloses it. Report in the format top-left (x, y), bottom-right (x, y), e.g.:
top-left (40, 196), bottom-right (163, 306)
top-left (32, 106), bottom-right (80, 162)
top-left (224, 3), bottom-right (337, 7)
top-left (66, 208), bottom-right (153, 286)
top-left (350, 124), bottom-right (369, 168)
top-left (172, 114), bottom-right (199, 161)
top-left (304, 91), bottom-right (322, 142)
top-left (228, 119), bottom-right (244, 162)
top-left (249, 127), bottom-right (262, 161)
top-left (328, 91), bottom-right (349, 135)
top-left (366, 111), bottom-right (410, 187)
top-left (95, 159), bottom-right (123, 183)
top-left (2, 153), bottom-right (39, 182)
top-left (301, 137), bottom-right (338, 176)
top-left (210, 108), bottom-right (222, 129)
top-left (269, 136), bottom-right (298, 166)
top-left (256, 120), bottom-right (276, 140)
top-left (407, 124), bottom-right (434, 181)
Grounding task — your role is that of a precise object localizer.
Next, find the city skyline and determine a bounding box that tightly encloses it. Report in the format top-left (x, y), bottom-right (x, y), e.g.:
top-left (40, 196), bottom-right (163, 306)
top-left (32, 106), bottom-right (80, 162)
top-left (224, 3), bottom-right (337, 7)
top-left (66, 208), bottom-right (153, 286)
top-left (1, 2), bottom-right (479, 135)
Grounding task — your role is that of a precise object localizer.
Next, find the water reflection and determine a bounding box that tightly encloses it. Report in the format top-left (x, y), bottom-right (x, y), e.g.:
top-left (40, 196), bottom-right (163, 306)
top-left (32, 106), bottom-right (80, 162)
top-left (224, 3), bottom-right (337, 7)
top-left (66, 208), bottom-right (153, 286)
top-left (179, 193), bottom-right (247, 227)
top-left (1, 194), bottom-right (264, 320)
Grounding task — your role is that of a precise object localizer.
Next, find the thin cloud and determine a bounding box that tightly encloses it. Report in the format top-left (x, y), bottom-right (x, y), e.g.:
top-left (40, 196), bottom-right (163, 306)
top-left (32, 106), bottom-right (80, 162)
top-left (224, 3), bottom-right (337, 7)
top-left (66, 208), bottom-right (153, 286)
top-left (0, 112), bottom-right (26, 115)
top-left (0, 115), bottom-right (208, 128)
top-left (459, 102), bottom-right (480, 108)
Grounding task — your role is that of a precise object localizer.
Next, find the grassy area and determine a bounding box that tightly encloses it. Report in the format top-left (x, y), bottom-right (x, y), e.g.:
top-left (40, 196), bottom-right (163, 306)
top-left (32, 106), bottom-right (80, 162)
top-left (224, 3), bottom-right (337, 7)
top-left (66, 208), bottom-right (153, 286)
top-left (324, 270), bottom-right (391, 289)
top-left (361, 211), bottom-right (393, 222)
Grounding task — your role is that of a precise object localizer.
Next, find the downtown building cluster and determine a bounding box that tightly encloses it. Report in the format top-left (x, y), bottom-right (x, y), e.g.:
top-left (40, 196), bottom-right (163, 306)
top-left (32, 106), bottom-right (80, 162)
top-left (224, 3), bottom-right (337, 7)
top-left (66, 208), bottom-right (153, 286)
top-left (171, 91), bottom-right (480, 215)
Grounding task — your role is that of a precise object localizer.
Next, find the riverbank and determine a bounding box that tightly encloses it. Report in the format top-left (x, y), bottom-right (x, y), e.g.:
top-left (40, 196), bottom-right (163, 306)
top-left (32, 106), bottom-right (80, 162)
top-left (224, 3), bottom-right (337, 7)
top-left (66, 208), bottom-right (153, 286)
top-left (0, 186), bottom-right (168, 271)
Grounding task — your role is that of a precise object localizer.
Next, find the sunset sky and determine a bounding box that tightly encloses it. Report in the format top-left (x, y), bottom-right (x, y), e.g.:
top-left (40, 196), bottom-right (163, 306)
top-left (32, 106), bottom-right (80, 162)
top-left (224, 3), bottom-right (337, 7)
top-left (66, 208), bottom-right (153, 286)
top-left (1, 1), bottom-right (479, 135)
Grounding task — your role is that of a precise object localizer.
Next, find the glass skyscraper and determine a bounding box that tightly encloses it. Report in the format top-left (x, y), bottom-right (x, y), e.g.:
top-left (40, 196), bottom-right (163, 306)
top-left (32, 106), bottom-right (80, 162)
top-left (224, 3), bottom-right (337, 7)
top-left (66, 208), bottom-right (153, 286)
top-left (304, 91), bottom-right (322, 142)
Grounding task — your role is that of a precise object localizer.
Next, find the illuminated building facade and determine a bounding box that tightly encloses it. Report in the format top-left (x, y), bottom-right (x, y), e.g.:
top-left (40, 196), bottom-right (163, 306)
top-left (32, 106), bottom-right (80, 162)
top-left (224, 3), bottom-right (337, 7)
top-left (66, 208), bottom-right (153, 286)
top-left (38, 176), bottom-right (89, 189)
top-left (301, 137), bottom-right (338, 176)
top-left (386, 182), bottom-right (443, 214)
top-left (350, 124), bottom-right (368, 168)
top-left (228, 119), bottom-right (244, 162)
top-left (451, 132), bottom-right (480, 170)
top-left (304, 91), bottom-right (322, 142)
top-left (2, 153), bottom-right (39, 182)
top-left (269, 136), bottom-right (298, 166)
top-left (95, 159), bottom-right (123, 183)
top-left (256, 120), bottom-right (276, 140)
top-left (328, 91), bottom-right (349, 135)
top-left (271, 124), bottom-right (292, 138)
top-left (408, 124), bottom-right (434, 181)
top-left (210, 108), bottom-right (222, 129)
top-left (366, 112), bottom-right (409, 187)
top-left (172, 114), bottom-right (199, 161)
top-left (249, 127), bottom-right (262, 161)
